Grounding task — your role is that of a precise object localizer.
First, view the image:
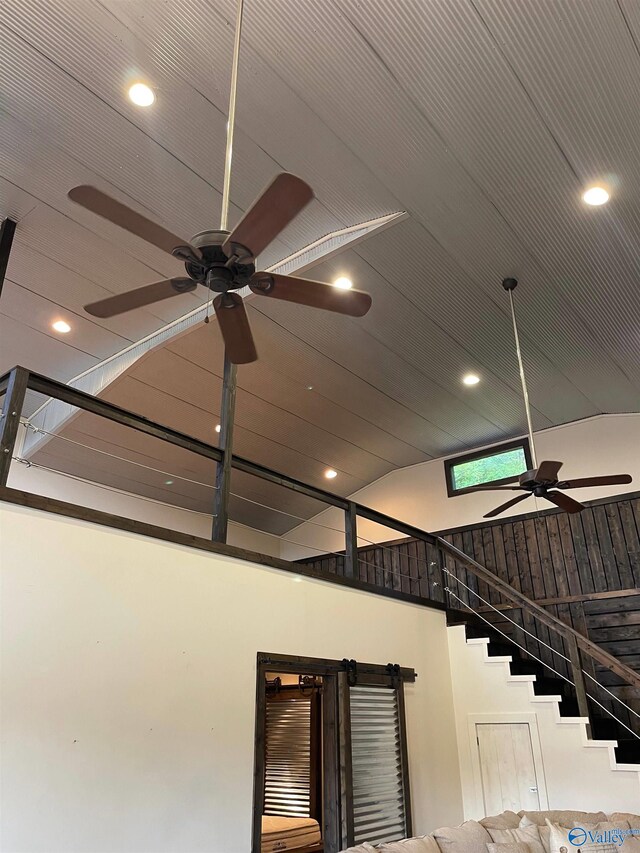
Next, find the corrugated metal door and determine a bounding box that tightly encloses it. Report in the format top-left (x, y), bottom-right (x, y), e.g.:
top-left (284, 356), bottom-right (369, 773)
top-left (264, 694), bottom-right (312, 817)
top-left (348, 684), bottom-right (409, 846)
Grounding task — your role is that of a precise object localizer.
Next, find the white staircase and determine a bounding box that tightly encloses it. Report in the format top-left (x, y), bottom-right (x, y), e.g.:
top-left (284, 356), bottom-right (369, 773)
top-left (446, 624), bottom-right (640, 816)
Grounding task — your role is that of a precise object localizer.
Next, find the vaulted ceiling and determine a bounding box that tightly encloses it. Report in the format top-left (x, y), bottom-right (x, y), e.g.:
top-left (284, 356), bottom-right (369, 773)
top-left (2, 0), bottom-right (640, 536)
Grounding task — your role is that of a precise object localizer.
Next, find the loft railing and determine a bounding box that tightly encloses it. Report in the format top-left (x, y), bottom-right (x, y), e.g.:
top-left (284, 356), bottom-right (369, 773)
top-left (1, 364), bottom-right (639, 751)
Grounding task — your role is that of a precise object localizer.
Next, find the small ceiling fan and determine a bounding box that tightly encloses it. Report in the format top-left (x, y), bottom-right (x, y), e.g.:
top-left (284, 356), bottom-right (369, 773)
top-left (67, 174), bottom-right (372, 364)
top-left (464, 278), bottom-right (632, 519)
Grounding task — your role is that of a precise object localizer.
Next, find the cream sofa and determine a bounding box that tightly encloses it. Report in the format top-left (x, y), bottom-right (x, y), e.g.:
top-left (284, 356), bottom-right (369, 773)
top-left (340, 810), bottom-right (640, 853)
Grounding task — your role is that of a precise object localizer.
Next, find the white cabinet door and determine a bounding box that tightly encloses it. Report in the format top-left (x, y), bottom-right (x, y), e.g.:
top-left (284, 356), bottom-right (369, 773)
top-left (476, 722), bottom-right (541, 813)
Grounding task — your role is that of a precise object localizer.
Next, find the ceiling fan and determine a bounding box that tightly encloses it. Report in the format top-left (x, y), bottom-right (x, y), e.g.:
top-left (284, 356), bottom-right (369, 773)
top-left (67, 174), bottom-right (372, 364)
top-left (464, 278), bottom-right (631, 519)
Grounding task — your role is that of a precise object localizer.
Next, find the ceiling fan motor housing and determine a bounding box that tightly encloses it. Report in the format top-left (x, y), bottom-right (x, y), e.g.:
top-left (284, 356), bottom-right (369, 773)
top-left (519, 468), bottom-right (556, 491)
top-left (185, 230), bottom-right (255, 292)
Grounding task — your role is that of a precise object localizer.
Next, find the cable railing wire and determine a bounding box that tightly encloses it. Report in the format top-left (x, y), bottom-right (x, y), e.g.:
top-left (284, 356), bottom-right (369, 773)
top-left (445, 563), bottom-right (640, 721)
top-left (19, 421), bottom-right (441, 577)
top-left (11, 456), bottom-right (218, 517)
top-left (10, 454), bottom-right (425, 587)
top-left (445, 585), bottom-right (640, 741)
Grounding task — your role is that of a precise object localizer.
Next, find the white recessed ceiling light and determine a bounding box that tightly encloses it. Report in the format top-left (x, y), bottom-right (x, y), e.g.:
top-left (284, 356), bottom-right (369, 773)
top-left (325, 468), bottom-right (338, 479)
top-left (582, 186), bottom-right (609, 206)
top-left (333, 276), bottom-right (353, 290)
top-left (215, 424), bottom-right (221, 433)
top-left (52, 320), bottom-right (71, 334)
top-left (128, 82), bottom-right (155, 107)
top-left (463, 373), bottom-right (480, 386)
top-left (165, 479), bottom-right (173, 485)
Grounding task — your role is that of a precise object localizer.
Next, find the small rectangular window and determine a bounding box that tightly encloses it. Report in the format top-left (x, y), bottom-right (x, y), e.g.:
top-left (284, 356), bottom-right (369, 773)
top-left (444, 438), bottom-right (532, 497)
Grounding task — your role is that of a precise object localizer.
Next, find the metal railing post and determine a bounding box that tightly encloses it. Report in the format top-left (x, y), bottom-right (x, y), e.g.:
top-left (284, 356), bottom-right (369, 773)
top-left (0, 366), bottom-right (28, 486)
top-left (213, 353), bottom-right (237, 543)
top-left (344, 501), bottom-right (358, 578)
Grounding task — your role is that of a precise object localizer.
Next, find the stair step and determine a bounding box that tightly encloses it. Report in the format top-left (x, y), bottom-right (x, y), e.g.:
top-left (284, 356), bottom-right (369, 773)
top-left (487, 641), bottom-right (516, 657)
top-left (557, 697), bottom-right (580, 717)
top-left (590, 717), bottom-right (621, 740)
top-left (509, 659), bottom-right (543, 676)
top-left (614, 739), bottom-right (640, 764)
top-left (465, 624), bottom-right (493, 640)
top-left (532, 677), bottom-right (570, 697)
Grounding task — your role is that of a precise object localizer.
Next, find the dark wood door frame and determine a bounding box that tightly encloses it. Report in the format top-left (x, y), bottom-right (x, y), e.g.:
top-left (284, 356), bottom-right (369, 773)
top-left (252, 653), bottom-right (416, 853)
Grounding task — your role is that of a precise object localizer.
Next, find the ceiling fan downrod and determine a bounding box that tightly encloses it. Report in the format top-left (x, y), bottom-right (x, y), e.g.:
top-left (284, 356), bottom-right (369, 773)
top-left (502, 277), bottom-right (537, 468)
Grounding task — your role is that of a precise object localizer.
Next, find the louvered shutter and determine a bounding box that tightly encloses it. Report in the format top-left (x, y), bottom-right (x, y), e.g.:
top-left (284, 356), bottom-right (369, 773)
top-left (348, 685), bottom-right (409, 846)
top-left (264, 695), bottom-right (312, 817)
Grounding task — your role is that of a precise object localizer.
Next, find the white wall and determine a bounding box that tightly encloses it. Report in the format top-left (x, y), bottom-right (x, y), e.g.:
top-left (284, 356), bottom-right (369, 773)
top-left (447, 626), bottom-right (640, 816)
top-left (280, 414), bottom-right (640, 560)
top-left (7, 456), bottom-right (281, 559)
top-left (0, 503), bottom-right (463, 853)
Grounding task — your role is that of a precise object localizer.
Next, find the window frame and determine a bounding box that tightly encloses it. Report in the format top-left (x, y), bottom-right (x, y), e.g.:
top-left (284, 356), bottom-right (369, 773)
top-left (444, 437), bottom-right (532, 498)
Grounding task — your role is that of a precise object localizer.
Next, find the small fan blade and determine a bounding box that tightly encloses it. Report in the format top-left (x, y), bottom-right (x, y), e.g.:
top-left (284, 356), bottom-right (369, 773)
top-left (223, 173), bottom-right (313, 261)
top-left (543, 490), bottom-right (585, 513)
top-left (534, 460), bottom-right (563, 482)
top-left (483, 493), bottom-right (530, 519)
top-left (213, 293), bottom-right (258, 364)
top-left (559, 474), bottom-right (632, 489)
top-left (85, 278), bottom-right (197, 317)
top-left (68, 186), bottom-right (201, 261)
top-left (250, 273), bottom-right (372, 317)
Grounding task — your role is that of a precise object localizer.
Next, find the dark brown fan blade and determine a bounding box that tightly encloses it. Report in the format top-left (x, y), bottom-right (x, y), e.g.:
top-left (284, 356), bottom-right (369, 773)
top-left (483, 493), bottom-right (530, 519)
top-left (222, 173), bottom-right (313, 261)
top-left (534, 460), bottom-right (563, 482)
top-left (462, 484), bottom-right (523, 493)
top-left (84, 278), bottom-right (197, 317)
top-left (543, 490), bottom-right (585, 513)
top-left (68, 186), bottom-right (201, 261)
top-left (213, 293), bottom-right (257, 364)
top-left (250, 273), bottom-right (372, 317)
top-left (559, 474), bottom-right (632, 489)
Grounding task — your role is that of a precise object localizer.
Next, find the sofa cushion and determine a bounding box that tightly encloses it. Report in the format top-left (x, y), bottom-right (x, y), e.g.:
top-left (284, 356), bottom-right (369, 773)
top-left (520, 817), bottom-right (549, 853)
top-left (481, 814), bottom-right (522, 831)
top-left (338, 844), bottom-right (377, 853)
top-left (487, 843), bottom-right (532, 853)
top-left (487, 817), bottom-right (545, 853)
top-left (611, 815), bottom-right (640, 832)
top-left (520, 812), bottom-right (608, 827)
top-left (378, 835), bottom-right (441, 853)
top-left (545, 820), bottom-right (617, 853)
top-left (434, 820), bottom-right (493, 853)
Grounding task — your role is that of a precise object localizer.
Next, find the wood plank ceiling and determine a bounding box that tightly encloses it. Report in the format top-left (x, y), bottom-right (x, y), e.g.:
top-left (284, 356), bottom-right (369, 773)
top-left (2, 0), bottom-right (640, 536)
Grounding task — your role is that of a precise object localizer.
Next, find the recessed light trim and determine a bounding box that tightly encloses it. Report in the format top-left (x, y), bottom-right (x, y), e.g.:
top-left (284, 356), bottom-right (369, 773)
top-left (325, 468), bottom-right (338, 479)
top-left (333, 276), bottom-right (353, 290)
top-left (215, 424), bottom-right (221, 433)
top-left (582, 186), bottom-right (609, 206)
top-left (463, 373), bottom-right (480, 386)
top-left (165, 479), bottom-right (173, 485)
top-left (128, 82), bottom-right (155, 107)
top-left (52, 320), bottom-right (71, 334)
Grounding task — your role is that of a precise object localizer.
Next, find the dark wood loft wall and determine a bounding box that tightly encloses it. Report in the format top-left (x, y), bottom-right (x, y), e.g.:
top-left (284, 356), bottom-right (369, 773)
top-left (296, 491), bottom-right (640, 730)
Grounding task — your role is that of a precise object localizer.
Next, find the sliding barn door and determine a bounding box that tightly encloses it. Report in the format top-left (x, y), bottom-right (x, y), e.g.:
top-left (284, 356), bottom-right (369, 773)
top-left (341, 679), bottom-right (412, 847)
top-left (264, 690), bottom-right (321, 819)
